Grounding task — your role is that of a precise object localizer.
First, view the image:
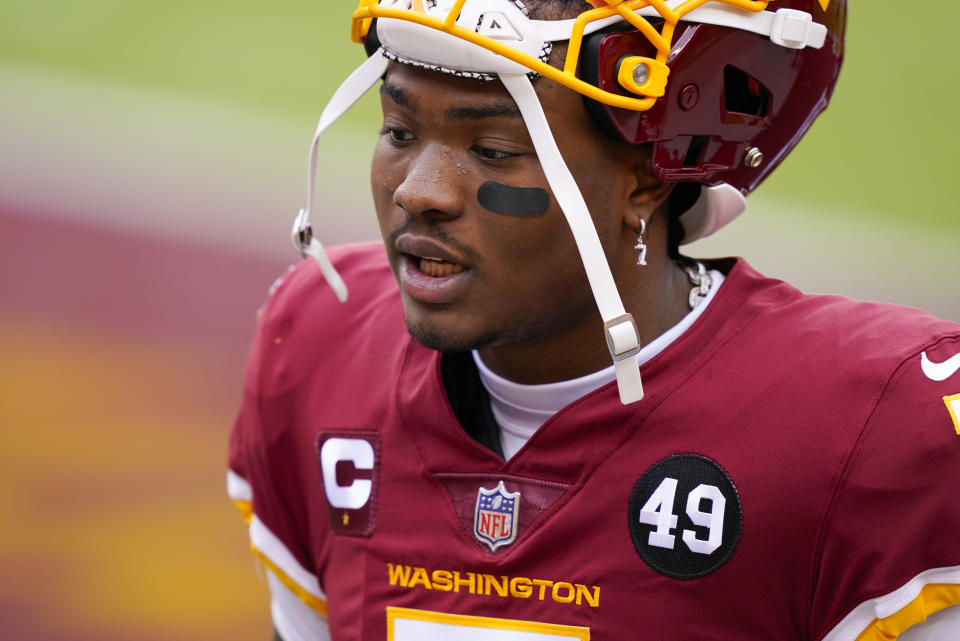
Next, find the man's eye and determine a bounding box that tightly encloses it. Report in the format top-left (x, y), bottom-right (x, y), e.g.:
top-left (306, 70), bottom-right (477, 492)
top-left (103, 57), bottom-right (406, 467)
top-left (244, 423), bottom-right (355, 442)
top-left (473, 146), bottom-right (517, 161)
top-left (380, 128), bottom-right (415, 143)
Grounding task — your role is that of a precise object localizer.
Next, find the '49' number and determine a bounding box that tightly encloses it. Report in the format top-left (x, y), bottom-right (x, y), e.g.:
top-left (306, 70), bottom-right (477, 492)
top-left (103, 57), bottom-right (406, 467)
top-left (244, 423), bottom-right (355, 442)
top-left (628, 454), bottom-right (741, 579)
top-left (638, 477), bottom-right (726, 554)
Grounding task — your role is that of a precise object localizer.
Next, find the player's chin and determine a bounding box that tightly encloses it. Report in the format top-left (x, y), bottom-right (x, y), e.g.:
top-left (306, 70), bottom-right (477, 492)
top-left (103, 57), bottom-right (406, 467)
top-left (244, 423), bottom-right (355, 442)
top-left (404, 314), bottom-right (498, 354)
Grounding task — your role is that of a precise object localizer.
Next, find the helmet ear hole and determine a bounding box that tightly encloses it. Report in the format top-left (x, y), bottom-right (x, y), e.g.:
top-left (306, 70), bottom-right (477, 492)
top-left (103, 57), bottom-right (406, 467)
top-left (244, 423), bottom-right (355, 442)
top-left (682, 135), bottom-right (708, 168)
top-left (723, 66), bottom-right (771, 118)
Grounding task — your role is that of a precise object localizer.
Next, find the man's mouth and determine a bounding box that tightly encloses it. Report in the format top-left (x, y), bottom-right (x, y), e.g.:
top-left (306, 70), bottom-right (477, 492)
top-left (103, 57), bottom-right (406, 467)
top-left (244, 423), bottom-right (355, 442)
top-left (418, 257), bottom-right (466, 278)
top-left (394, 234), bottom-right (473, 303)
top-left (397, 253), bottom-right (471, 305)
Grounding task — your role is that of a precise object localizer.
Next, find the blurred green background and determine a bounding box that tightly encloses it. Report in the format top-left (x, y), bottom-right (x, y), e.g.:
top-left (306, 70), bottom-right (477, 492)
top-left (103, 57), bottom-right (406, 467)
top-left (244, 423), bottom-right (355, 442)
top-left (0, 1), bottom-right (957, 640)
top-left (3, 0), bottom-right (957, 226)
top-left (3, 0), bottom-right (956, 312)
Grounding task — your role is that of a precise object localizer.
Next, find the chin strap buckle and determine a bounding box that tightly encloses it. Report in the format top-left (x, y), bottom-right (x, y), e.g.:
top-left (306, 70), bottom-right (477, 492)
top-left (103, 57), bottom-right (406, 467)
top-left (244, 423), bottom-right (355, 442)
top-left (604, 313), bottom-right (644, 405)
top-left (292, 208), bottom-right (313, 256)
top-left (604, 313), bottom-right (641, 361)
top-left (291, 208), bottom-right (349, 303)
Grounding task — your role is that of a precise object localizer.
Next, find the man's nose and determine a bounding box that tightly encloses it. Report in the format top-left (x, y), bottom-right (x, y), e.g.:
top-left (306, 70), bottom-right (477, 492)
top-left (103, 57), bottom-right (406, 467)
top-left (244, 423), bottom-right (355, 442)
top-left (392, 143), bottom-right (465, 222)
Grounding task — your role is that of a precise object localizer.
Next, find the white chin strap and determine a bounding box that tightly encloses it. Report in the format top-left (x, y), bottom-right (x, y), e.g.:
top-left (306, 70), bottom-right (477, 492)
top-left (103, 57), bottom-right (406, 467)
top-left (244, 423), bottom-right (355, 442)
top-left (293, 51), bottom-right (391, 303)
top-left (497, 73), bottom-right (644, 404)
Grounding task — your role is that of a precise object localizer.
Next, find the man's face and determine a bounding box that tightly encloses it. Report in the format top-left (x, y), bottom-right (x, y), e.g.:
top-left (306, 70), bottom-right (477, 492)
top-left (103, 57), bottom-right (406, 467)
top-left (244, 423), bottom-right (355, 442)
top-left (372, 63), bottom-right (633, 354)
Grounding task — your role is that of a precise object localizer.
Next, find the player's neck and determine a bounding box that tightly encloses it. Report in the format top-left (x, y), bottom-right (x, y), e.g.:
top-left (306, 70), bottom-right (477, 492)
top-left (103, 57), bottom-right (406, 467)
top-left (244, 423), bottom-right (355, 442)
top-left (477, 256), bottom-right (690, 385)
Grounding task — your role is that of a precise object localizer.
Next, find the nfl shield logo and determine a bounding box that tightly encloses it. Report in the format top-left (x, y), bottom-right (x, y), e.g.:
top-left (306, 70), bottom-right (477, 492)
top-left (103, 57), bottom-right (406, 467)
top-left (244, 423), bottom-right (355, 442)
top-left (473, 481), bottom-right (521, 551)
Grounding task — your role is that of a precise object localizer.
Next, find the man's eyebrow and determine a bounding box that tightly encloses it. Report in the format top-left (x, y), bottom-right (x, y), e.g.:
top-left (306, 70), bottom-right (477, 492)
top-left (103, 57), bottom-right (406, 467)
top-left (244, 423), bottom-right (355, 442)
top-left (446, 102), bottom-right (522, 122)
top-left (380, 79), bottom-right (521, 121)
top-left (380, 81), bottom-right (415, 113)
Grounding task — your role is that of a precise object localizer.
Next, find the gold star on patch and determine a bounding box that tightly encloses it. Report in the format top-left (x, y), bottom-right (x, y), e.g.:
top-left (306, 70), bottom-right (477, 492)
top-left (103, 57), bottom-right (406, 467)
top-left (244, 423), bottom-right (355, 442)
top-left (818, 0), bottom-right (830, 10)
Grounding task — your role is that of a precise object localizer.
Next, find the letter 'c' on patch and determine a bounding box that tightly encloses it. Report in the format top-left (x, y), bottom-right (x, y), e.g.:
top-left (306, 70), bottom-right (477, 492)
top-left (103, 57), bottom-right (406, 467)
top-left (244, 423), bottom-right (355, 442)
top-left (477, 181), bottom-right (551, 217)
top-left (317, 431), bottom-right (381, 537)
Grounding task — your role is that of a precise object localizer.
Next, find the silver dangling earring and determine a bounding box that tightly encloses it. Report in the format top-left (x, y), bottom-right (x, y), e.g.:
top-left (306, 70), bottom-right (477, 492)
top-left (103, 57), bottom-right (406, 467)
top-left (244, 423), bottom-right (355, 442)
top-left (634, 219), bottom-right (648, 267)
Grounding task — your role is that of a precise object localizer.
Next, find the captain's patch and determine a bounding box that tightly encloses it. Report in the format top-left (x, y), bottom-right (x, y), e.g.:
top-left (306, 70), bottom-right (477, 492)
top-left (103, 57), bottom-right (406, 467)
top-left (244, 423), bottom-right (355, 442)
top-left (316, 431), bottom-right (381, 537)
top-left (628, 454), bottom-right (742, 580)
top-left (474, 481), bottom-right (521, 552)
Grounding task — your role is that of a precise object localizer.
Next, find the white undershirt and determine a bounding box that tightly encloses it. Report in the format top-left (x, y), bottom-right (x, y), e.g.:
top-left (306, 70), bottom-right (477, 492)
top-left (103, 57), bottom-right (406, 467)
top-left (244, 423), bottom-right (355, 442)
top-left (474, 270), bottom-right (725, 460)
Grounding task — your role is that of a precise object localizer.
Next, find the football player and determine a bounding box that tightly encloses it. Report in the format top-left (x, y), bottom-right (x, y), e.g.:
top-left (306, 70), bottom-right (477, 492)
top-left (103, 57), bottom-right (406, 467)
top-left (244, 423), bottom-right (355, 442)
top-left (228, 1), bottom-right (960, 639)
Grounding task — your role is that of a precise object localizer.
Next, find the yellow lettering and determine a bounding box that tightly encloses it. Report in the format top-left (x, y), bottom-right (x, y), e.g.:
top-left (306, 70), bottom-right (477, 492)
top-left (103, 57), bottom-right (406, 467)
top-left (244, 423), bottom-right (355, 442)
top-left (531, 578), bottom-right (553, 600)
top-left (552, 581), bottom-right (575, 603)
top-left (575, 584), bottom-right (600, 608)
top-left (431, 570), bottom-right (453, 592)
top-left (452, 571), bottom-right (476, 594)
top-left (408, 567), bottom-right (432, 589)
top-left (387, 562), bottom-right (600, 608)
top-left (387, 563), bottom-right (411, 587)
top-left (483, 574), bottom-right (508, 597)
top-left (510, 576), bottom-right (533, 598)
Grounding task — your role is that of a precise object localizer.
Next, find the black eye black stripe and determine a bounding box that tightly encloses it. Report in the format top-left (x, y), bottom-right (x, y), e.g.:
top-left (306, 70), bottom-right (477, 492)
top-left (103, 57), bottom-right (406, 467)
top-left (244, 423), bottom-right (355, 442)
top-left (477, 181), bottom-right (551, 217)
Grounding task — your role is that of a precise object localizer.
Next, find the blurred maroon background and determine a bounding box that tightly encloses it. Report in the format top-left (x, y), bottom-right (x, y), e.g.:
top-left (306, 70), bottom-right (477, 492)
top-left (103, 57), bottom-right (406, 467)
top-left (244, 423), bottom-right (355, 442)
top-left (0, 207), bottom-right (289, 639)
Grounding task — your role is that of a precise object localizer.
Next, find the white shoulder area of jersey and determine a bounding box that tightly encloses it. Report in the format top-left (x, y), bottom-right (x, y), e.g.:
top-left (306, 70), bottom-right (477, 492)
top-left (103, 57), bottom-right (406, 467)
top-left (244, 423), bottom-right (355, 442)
top-left (267, 569), bottom-right (331, 641)
top-left (249, 516), bottom-right (328, 615)
top-left (899, 605), bottom-right (960, 641)
top-left (227, 469), bottom-right (252, 503)
top-left (822, 565), bottom-right (960, 641)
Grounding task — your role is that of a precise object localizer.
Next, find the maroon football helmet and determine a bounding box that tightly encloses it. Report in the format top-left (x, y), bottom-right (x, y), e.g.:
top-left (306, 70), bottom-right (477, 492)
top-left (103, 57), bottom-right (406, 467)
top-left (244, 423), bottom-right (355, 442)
top-left (580, 0), bottom-right (846, 200)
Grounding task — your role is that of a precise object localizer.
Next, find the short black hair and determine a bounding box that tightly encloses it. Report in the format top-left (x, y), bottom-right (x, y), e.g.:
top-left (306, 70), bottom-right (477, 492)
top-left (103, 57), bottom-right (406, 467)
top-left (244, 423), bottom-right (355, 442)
top-left (524, 0), bottom-right (592, 20)
top-left (666, 183), bottom-right (701, 259)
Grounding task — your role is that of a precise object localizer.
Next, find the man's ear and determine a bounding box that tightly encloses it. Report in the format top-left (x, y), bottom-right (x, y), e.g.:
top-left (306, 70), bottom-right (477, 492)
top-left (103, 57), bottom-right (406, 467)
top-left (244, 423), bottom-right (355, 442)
top-left (623, 156), bottom-right (675, 232)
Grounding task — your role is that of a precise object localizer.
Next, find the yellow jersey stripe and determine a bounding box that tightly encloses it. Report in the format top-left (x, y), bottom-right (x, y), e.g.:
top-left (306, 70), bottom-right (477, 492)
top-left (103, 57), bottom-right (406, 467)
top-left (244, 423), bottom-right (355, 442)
top-left (232, 499), bottom-right (254, 524)
top-left (252, 544), bottom-right (329, 616)
top-left (855, 584), bottom-right (960, 640)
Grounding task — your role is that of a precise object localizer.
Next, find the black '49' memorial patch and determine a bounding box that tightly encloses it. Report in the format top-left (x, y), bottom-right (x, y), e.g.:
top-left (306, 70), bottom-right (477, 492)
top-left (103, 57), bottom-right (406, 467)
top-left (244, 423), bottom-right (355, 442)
top-left (628, 454), bottom-right (742, 580)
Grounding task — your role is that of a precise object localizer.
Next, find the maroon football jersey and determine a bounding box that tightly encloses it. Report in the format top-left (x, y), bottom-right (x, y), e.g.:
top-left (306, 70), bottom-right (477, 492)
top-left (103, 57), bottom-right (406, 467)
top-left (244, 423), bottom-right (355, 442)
top-left (229, 243), bottom-right (960, 640)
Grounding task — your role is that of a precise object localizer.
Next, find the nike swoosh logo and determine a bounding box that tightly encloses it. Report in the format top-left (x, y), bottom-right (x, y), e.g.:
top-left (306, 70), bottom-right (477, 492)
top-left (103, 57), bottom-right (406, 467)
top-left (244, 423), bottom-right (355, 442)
top-left (921, 351), bottom-right (960, 382)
